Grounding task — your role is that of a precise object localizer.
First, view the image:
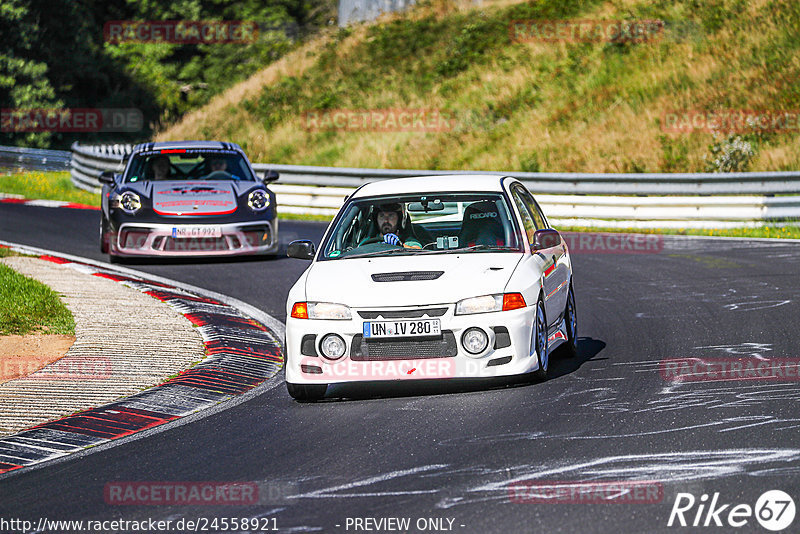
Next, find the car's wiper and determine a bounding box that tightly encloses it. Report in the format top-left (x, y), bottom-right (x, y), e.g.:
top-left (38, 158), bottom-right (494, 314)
top-left (344, 247), bottom-right (422, 259)
top-left (447, 244), bottom-right (520, 252)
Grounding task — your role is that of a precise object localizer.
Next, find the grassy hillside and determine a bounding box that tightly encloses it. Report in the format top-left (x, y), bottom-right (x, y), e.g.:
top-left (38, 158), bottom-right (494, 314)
top-left (158, 0), bottom-right (800, 173)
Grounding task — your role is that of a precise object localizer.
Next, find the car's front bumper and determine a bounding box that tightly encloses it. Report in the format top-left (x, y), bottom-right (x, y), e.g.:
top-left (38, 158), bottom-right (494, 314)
top-left (285, 304), bottom-right (547, 384)
top-left (110, 220), bottom-right (278, 257)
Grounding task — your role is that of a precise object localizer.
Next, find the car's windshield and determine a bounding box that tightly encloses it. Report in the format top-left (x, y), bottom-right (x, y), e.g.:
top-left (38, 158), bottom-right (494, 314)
top-left (320, 192), bottom-right (523, 260)
top-left (124, 149), bottom-right (256, 183)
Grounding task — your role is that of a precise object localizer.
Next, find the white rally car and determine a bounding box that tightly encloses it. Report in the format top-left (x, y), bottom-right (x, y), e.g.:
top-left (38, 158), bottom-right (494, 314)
top-left (284, 175), bottom-right (577, 400)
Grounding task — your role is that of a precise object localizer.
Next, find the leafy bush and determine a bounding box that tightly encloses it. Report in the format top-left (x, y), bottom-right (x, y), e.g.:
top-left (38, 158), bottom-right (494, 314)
top-left (704, 133), bottom-right (755, 172)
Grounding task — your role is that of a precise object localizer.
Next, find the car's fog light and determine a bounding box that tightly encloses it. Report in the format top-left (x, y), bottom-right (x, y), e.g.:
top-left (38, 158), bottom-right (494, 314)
top-left (320, 334), bottom-right (346, 360)
top-left (462, 327), bottom-right (488, 355)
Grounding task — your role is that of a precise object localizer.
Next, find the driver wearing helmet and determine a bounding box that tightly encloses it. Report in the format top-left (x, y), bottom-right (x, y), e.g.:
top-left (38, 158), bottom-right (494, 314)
top-left (368, 202), bottom-right (422, 249)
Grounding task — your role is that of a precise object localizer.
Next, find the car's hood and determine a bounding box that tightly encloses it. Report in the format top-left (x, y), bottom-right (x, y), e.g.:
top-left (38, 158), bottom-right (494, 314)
top-left (304, 253), bottom-right (522, 307)
top-left (150, 181), bottom-right (238, 215)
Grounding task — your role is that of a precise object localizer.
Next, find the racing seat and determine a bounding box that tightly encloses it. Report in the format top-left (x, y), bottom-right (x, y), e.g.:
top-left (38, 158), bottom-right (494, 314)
top-left (458, 201), bottom-right (506, 247)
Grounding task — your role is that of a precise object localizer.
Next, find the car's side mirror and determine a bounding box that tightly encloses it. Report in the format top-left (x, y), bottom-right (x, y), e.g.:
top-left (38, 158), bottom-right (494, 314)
top-left (532, 229), bottom-right (561, 251)
top-left (287, 240), bottom-right (316, 260)
top-left (99, 171), bottom-right (117, 185)
top-left (262, 170), bottom-right (279, 183)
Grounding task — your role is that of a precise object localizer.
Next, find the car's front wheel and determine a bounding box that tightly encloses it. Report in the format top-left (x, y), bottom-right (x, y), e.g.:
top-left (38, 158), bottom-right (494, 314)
top-left (99, 216), bottom-right (110, 254)
top-left (287, 382), bottom-right (327, 401)
top-left (531, 297), bottom-right (549, 381)
top-left (560, 282), bottom-right (578, 358)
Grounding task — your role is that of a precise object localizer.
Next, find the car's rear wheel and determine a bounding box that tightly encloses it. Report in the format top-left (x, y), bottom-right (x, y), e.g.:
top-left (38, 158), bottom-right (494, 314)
top-left (531, 297), bottom-right (549, 381)
top-left (560, 282), bottom-right (578, 358)
top-left (287, 382), bottom-right (327, 401)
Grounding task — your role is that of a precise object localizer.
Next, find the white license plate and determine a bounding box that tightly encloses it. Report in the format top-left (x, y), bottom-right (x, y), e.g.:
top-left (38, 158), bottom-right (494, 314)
top-left (171, 226), bottom-right (222, 238)
top-left (363, 319), bottom-right (441, 338)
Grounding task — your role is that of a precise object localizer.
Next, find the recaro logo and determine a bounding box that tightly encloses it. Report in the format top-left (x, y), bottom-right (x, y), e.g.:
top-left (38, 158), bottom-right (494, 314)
top-left (668, 490), bottom-right (795, 530)
top-left (470, 212), bottom-right (497, 219)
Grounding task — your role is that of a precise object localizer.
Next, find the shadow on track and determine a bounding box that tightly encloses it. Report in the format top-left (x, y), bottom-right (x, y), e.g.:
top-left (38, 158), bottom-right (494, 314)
top-left (547, 336), bottom-right (607, 380)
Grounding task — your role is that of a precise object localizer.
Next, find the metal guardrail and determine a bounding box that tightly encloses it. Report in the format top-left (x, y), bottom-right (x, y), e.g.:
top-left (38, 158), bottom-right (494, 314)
top-left (7, 143), bottom-right (800, 229)
top-left (0, 145), bottom-right (71, 172)
top-left (70, 144), bottom-right (131, 192)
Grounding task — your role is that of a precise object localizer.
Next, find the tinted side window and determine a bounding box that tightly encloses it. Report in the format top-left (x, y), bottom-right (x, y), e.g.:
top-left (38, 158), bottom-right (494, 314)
top-left (518, 187), bottom-right (547, 229)
top-left (511, 188), bottom-right (537, 245)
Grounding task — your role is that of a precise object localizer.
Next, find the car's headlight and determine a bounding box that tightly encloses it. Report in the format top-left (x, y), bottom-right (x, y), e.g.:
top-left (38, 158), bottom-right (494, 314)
top-left (455, 294), bottom-right (503, 315)
top-left (291, 302), bottom-right (352, 320)
top-left (248, 189), bottom-right (270, 211)
top-left (455, 293), bottom-right (526, 314)
top-left (113, 191), bottom-right (141, 214)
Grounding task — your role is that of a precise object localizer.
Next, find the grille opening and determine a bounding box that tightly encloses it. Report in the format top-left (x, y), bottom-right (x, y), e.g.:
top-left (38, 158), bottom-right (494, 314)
top-left (350, 332), bottom-right (457, 360)
top-left (487, 356), bottom-right (512, 367)
top-left (120, 230), bottom-right (150, 249)
top-left (493, 326), bottom-right (511, 349)
top-left (301, 364), bottom-right (323, 374)
top-left (301, 334), bottom-right (318, 357)
top-left (163, 236), bottom-right (229, 252)
top-left (243, 227), bottom-right (270, 247)
top-left (358, 307), bottom-right (448, 320)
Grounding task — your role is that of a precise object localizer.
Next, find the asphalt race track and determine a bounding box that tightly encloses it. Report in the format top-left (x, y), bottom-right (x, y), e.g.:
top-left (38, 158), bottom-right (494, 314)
top-left (2, 202), bottom-right (800, 533)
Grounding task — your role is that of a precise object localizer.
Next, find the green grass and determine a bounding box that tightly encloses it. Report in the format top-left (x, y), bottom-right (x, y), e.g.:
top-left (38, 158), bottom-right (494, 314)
top-left (0, 254), bottom-right (76, 336)
top-left (279, 211), bottom-right (336, 222)
top-left (0, 171), bottom-right (100, 206)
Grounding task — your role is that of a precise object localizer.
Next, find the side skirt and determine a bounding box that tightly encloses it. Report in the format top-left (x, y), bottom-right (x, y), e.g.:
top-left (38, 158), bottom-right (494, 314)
top-left (546, 315), bottom-right (568, 355)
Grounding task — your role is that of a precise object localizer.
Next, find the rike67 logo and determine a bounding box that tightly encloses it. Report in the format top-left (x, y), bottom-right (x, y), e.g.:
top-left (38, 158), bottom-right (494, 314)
top-left (668, 490), bottom-right (795, 531)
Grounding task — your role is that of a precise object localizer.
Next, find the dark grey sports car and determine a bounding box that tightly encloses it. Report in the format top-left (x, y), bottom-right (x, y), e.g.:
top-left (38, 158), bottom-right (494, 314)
top-left (99, 141), bottom-right (279, 258)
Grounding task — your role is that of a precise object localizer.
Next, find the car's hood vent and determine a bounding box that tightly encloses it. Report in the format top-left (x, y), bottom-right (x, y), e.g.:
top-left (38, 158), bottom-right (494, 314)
top-left (371, 271), bottom-right (444, 282)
